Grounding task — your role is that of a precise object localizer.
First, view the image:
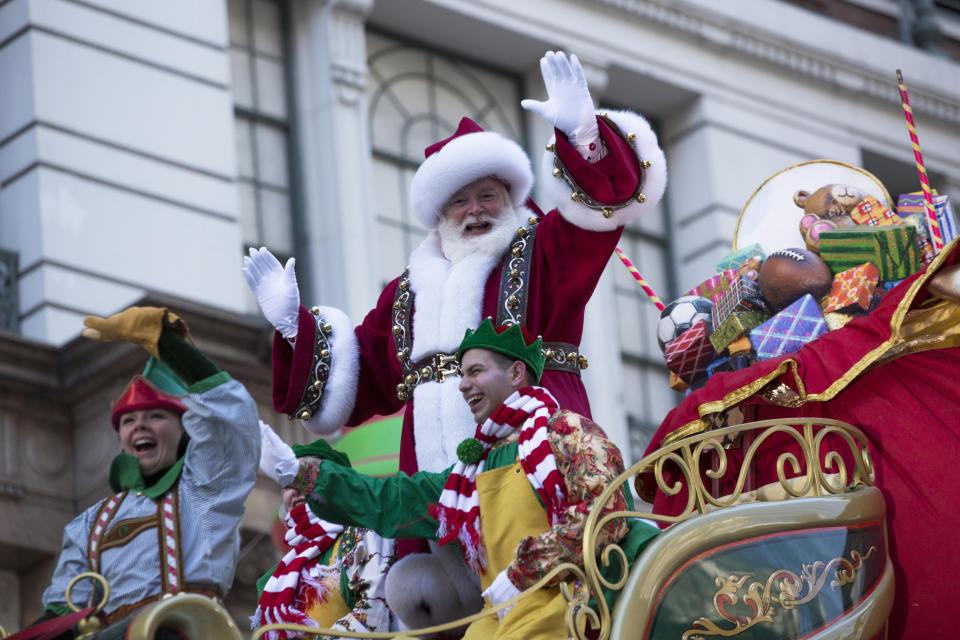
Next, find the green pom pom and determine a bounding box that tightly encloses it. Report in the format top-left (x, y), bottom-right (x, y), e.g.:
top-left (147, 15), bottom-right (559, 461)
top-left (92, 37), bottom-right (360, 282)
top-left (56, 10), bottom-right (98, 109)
top-left (457, 438), bottom-right (484, 465)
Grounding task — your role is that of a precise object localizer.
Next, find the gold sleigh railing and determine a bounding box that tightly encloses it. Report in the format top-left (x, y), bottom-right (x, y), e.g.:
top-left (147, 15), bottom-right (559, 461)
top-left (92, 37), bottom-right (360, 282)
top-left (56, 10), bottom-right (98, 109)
top-left (50, 418), bottom-right (876, 640)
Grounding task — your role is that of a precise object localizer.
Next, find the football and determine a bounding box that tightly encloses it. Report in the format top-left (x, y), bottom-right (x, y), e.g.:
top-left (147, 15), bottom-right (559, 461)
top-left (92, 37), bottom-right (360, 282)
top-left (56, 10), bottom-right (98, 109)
top-left (758, 247), bottom-right (832, 311)
top-left (657, 295), bottom-right (714, 351)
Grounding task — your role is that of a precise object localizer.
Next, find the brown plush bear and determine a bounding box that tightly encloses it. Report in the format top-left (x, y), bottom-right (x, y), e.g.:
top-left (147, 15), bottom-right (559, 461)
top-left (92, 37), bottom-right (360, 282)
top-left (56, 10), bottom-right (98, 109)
top-left (795, 184), bottom-right (865, 252)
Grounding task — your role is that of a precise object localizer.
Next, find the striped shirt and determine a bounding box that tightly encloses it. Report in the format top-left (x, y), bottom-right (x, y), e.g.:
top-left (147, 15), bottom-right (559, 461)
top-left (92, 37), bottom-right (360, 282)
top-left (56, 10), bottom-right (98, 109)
top-left (42, 378), bottom-right (260, 613)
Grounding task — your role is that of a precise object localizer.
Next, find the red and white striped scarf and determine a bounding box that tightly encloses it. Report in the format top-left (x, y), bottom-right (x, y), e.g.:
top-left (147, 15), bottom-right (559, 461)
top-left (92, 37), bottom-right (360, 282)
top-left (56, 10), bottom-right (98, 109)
top-left (430, 386), bottom-right (569, 573)
top-left (252, 502), bottom-right (344, 640)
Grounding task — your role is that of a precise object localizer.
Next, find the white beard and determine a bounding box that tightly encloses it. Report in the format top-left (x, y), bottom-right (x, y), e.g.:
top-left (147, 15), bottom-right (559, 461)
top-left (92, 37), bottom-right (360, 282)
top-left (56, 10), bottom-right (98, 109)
top-left (437, 203), bottom-right (518, 264)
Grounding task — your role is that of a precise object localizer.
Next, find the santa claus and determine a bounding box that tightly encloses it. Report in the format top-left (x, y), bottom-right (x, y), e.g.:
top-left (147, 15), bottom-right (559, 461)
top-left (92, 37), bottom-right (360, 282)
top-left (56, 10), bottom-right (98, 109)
top-left (243, 50), bottom-right (666, 631)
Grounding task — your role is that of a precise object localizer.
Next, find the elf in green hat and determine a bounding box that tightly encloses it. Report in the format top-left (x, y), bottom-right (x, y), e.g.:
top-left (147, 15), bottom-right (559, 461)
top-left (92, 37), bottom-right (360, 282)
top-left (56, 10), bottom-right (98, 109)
top-left (252, 423), bottom-right (396, 638)
top-left (31, 306), bottom-right (260, 634)
top-left (259, 318), bottom-right (658, 640)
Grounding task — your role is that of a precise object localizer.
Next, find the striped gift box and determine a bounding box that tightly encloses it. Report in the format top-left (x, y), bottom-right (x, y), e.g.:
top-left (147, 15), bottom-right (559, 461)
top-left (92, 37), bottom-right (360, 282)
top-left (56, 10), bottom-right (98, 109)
top-left (686, 269), bottom-right (737, 302)
top-left (664, 319), bottom-right (717, 382)
top-left (934, 195), bottom-right (958, 245)
top-left (818, 226), bottom-right (920, 280)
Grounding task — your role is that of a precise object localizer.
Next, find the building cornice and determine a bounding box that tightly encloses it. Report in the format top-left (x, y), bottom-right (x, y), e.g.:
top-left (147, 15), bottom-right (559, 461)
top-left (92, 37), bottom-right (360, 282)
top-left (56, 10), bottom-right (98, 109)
top-left (586, 0), bottom-right (960, 126)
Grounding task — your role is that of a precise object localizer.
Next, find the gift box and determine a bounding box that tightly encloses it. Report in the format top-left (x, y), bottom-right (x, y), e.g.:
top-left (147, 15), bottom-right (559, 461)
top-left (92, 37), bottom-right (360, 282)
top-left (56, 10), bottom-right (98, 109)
top-left (709, 310), bottom-right (768, 352)
top-left (716, 243), bottom-right (765, 272)
top-left (712, 276), bottom-right (766, 327)
top-left (851, 195), bottom-right (900, 227)
top-left (822, 262), bottom-right (880, 313)
top-left (899, 213), bottom-right (937, 265)
top-left (749, 294), bottom-right (829, 360)
top-left (669, 371), bottom-right (689, 393)
top-left (727, 336), bottom-right (753, 355)
top-left (824, 312), bottom-right (853, 331)
top-left (897, 192), bottom-right (928, 217)
top-left (686, 269), bottom-right (737, 303)
top-left (664, 319), bottom-right (717, 382)
top-left (934, 195), bottom-right (959, 245)
top-left (706, 354), bottom-right (753, 378)
top-left (818, 226), bottom-right (921, 280)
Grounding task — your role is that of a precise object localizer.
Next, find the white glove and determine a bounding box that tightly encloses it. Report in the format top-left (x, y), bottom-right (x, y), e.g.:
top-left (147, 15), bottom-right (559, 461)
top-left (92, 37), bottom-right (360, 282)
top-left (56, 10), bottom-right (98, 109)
top-left (481, 570), bottom-right (522, 621)
top-left (258, 420), bottom-right (300, 487)
top-left (521, 51), bottom-right (598, 146)
top-left (242, 247), bottom-right (300, 340)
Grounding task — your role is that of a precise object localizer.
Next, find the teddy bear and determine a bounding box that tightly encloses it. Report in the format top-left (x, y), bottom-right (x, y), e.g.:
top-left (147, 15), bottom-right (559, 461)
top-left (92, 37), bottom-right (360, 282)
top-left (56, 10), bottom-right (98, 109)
top-left (795, 184), bottom-right (865, 252)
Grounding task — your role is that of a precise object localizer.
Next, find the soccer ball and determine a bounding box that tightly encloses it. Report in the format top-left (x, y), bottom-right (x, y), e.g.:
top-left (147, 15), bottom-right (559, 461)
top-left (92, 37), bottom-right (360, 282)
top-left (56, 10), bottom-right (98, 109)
top-left (657, 295), bottom-right (714, 351)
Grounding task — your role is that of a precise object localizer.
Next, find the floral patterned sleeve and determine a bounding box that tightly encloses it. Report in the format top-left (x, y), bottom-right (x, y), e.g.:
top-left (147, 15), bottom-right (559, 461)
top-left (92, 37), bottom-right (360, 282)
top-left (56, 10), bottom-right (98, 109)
top-left (506, 411), bottom-right (629, 590)
top-left (323, 528), bottom-right (396, 637)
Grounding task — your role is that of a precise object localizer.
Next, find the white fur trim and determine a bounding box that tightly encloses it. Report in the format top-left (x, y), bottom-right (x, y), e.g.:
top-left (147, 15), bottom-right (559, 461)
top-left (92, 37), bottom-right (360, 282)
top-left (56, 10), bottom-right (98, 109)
top-left (409, 130), bottom-right (533, 230)
top-left (301, 306), bottom-right (359, 435)
top-left (385, 550), bottom-right (481, 631)
top-left (541, 109), bottom-right (667, 232)
top-left (406, 208), bottom-right (530, 471)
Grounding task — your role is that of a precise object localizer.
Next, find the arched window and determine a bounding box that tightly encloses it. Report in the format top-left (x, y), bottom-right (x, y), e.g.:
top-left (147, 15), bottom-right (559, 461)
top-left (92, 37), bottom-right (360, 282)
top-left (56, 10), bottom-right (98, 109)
top-left (366, 32), bottom-right (523, 284)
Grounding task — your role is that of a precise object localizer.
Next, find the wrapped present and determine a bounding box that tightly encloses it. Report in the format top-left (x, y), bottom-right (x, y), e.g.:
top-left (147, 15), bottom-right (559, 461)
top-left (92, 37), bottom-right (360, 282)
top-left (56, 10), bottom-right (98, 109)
top-left (664, 319), bottom-right (717, 382)
top-left (712, 276), bottom-right (766, 327)
top-left (706, 354), bottom-right (753, 378)
top-left (669, 371), bottom-right (689, 393)
top-left (822, 262), bottom-right (880, 313)
top-left (824, 312), bottom-right (853, 331)
top-left (716, 243), bottom-right (765, 272)
top-left (934, 195), bottom-right (959, 244)
top-left (818, 226), bottom-right (921, 280)
top-left (727, 336), bottom-right (753, 355)
top-left (897, 192), bottom-right (928, 217)
top-left (686, 269), bottom-right (737, 303)
top-left (709, 309), bottom-right (768, 352)
top-left (749, 294), bottom-right (828, 360)
top-left (851, 194), bottom-right (900, 227)
top-left (899, 213), bottom-right (937, 265)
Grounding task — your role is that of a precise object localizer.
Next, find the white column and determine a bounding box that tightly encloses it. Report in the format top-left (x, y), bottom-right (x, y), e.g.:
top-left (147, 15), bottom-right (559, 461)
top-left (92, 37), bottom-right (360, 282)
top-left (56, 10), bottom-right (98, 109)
top-left (288, 0), bottom-right (379, 322)
top-left (0, 570), bottom-right (19, 633)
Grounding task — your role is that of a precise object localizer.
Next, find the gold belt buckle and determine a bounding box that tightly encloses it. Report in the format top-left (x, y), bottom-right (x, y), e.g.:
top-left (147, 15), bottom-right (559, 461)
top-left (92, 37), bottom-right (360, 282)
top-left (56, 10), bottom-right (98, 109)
top-left (434, 353), bottom-right (461, 382)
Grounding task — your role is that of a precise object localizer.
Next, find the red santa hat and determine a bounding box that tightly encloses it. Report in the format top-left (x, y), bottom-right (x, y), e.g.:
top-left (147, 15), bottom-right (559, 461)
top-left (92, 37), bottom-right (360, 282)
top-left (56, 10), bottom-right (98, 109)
top-left (408, 117), bottom-right (534, 230)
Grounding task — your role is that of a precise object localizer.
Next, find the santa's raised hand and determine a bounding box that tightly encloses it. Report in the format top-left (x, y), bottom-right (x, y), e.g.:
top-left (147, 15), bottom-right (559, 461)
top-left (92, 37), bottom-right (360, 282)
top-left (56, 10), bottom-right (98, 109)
top-left (242, 247), bottom-right (300, 340)
top-left (521, 51), bottom-right (598, 147)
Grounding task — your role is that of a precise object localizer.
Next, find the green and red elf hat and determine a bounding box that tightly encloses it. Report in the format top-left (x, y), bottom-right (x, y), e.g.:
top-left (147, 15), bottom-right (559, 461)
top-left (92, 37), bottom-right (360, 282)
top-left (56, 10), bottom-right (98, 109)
top-left (457, 318), bottom-right (546, 383)
top-left (110, 357), bottom-right (188, 430)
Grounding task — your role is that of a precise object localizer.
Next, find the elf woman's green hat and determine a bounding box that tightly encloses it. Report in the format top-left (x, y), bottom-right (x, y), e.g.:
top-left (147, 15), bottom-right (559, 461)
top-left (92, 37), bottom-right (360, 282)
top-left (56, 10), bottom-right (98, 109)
top-left (457, 318), bottom-right (545, 383)
top-left (292, 438), bottom-right (351, 468)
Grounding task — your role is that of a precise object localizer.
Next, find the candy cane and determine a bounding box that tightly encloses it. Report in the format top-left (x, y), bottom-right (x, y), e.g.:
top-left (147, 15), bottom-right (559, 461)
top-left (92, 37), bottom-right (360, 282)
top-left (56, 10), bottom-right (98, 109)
top-left (614, 246), bottom-right (665, 311)
top-left (896, 69), bottom-right (944, 252)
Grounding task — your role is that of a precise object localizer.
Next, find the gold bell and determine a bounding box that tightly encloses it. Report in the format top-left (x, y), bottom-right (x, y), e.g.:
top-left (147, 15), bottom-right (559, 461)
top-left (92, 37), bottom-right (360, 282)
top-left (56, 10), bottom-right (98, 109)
top-left (393, 301), bottom-right (403, 310)
top-left (312, 380), bottom-right (322, 389)
top-left (421, 367), bottom-right (432, 378)
top-left (392, 325), bottom-right (402, 336)
top-left (507, 295), bottom-right (519, 308)
top-left (570, 192), bottom-right (582, 202)
top-left (626, 132), bottom-right (636, 142)
top-left (405, 373), bottom-right (417, 385)
top-left (310, 306), bottom-right (320, 315)
top-left (641, 159), bottom-right (652, 169)
top-left (510, 268), bottom-right (520, 278)
top-left (635, 193), bottom-right (646, 203)
top-left (567, 351), bottom-right (578, 362)
top-left (512, 246), bottom-right (522, 257)
top-left (546, 142), bottom-right (555, 152)
top-left (545, 349), bottom-right (556, 359)
top-left (396, 383), bottom-right (408, 393)
top-left (320, 349), bottom-right (330, 359)
top-left (399, 280), bottom-right (409, 291)
top-left (321, 323), bottom-right (332, 334)
top-left (397, 391), bottom-right (409, 402)
top-left (517, 227), bottom-right (527, 238)
top-left (299, 410), bottom-right (310, 420)
top-left (578, 355), bottom-right (589, 369)
top-left (552, 168), bottom-right (562, 178)
top-left (602, 208), bottom-right (614, 219)
top-left (528, 216), bottom-right (539, 225)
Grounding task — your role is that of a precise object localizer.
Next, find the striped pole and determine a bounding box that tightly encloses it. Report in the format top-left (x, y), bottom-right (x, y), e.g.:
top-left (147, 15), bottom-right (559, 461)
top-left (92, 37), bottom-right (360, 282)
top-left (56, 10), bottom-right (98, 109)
top-left (896, 69), bottom-right (944, 252)
top-left (614, 246), bottom-right (665, 311)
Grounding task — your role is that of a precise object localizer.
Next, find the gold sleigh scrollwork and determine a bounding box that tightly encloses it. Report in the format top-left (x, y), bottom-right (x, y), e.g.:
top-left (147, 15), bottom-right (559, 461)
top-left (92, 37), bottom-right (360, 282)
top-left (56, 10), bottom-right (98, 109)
top-left (250, 418), bottom-right (874, 640)
top-left (682, 546), bottom-right (878, 639)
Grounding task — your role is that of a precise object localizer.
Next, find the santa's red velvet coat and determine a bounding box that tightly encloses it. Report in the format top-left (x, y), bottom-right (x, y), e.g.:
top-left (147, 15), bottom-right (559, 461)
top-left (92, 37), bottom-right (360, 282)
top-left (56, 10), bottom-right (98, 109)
top-left (273, 110), bottom-right (667, 477)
